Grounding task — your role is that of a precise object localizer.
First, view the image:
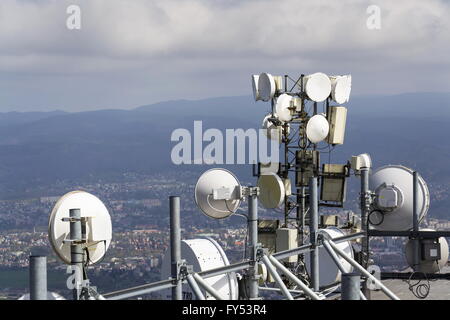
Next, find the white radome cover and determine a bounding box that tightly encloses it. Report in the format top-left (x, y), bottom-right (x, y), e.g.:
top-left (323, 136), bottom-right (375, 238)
top-left (275, 94), bottom-right (294, 122)
top-left (161, 238), bottom-right (239, 300)
top-left (306, 114), bottom-right (330, 143)
top-left (304, 72), bottom-right (332, 102)
top-left (330, 75), bottom-right (352, 104)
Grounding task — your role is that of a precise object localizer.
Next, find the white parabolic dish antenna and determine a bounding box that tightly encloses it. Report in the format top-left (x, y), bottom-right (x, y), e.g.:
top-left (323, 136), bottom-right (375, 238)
top-left (257, 173), bottom-right (285, 209)
top-left (304, 72), bottom-right (332, 102)
top-left (161, 238), bottom-right (239, 300)
top-left (306, 114), bottom-right (329, 143)
top-left (369, 165), bottom-right (430, 231)
top-left (258, 73), bottom-right (276, 102)
top-left (330, 75), bottom-right (352, 104)
top-left (275, 94), bottom-right (294, 122)
top-left (305, 227), bottom-right (353, 289)
top-left (48, 191), bottom-right (112, 265)
top-left (195, 169), bottom-right (242, 219)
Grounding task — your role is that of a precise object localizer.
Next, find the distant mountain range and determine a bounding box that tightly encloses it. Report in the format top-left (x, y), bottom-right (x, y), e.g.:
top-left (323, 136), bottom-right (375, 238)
top-left (0, 92), bottom-right (449, 217)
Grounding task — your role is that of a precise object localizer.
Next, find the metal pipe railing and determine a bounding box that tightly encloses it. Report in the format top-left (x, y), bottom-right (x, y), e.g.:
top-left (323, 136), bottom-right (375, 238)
top-left (186, 274), bottom-right (205, 300)
top-left (104, 279), bottom-right (174, 300)
top-left (199, 261), bottom-right (251, 279)
top-left (272, 231), bottom-right (365, 260)
top-left (261, 255), bottom-right (294, 300)
top-left (192, 273), bottom-right (224, 300)
top-left (267, 255), bottom-right (320, 300)
top-left (102, 231), bottom-right (366, 300)
top-left (326, 239), bottom-right (400, 300)
top-left (321, 240), bottom-right (367, 300)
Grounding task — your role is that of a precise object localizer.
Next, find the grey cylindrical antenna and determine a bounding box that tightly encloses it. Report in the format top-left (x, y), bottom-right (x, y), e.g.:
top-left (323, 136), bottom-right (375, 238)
top-left (412, 172), bottom-right (420, 270)
top-left (170, 196), bottom-right (182, 300)
top-left (247, 194), bottom-right (259, 299)
top-left (69, 208), bottom-right (83, 300)
top-left (309, 177), bottom-right (319, 292)
top-left (341, 273), bottom-right (360, 300)
top-left (29, 255), bottom-right (47, 300)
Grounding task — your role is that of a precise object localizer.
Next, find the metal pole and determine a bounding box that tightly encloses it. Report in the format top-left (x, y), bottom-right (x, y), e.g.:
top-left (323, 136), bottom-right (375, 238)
top-left (309, 177), bottom-right (319, 291)
top-left (186, 274), bottom-right (206, 300)
top-left (267, 255), bottom-right (320, 300)
top-left (170, 196), bottom-right (182, 300)
top-left (29, 255), bottom-right (47, 300)
top-left (192, 273), bottom-right (224, 300)
top-left (360, 168), bottom-right (371, 298)
top-left (261, 255), bottom-right (294, 300)
top-left (69, 208), bottom-right (83, 300)
top-left (412, 172), bottom-right (420, 271)
top-left (105, 279), bottom-right (175, 300)
top-left (360, 168), bottom-right (370, 267)
top-left (341, 273), bottom-right (360, 300)
top-left (322, 240), bottom-right (366, 300)
top-left (247, 194), bottom-right (259, 299)
top-left (326, 239), bottom-right (400, 300)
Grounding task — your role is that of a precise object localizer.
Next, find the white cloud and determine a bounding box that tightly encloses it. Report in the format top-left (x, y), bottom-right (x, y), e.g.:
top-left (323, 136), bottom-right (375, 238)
top-left (0, 0), bottom-right (449, 111)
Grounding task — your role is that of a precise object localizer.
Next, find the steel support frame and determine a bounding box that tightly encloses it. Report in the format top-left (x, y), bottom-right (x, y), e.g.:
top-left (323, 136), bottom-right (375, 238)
top-left (102, 232), bottom-right (366, 300)
top-left (325, 239), bottom-right (400, 300)
top-left (321, 239), bottom-right (366, 300)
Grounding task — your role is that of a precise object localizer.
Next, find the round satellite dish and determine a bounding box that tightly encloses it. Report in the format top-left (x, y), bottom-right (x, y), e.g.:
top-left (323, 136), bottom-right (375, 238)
top-left (161, 238), bottom-right (239, 300)
top-left (306, 114), bottom-right (329, 143)
top-left (48, 191), bottom-right (112, 265)
top-left (305, 227), bottom-right (353, 290)
top-left (258, 73), bottom-right (276, 102)
top-left (330, 75), bottom-right (352, 104)
top-left (195, 169), bottom-right (242, 219)
top-left (257, 173), bottom-right (285, 209)
top-left (304, 72), bottom-right (332, 102)
top-left (369, 165), bottom-right (430, 231)
top-left (405, 229), bottom-right (449, 274)
top-left (275, 94), bottom-right (294, 122)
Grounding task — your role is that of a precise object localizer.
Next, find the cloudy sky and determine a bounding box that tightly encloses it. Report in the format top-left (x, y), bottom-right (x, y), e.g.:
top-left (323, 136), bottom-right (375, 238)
top-left (0, 0), bottom-right (449, 112)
